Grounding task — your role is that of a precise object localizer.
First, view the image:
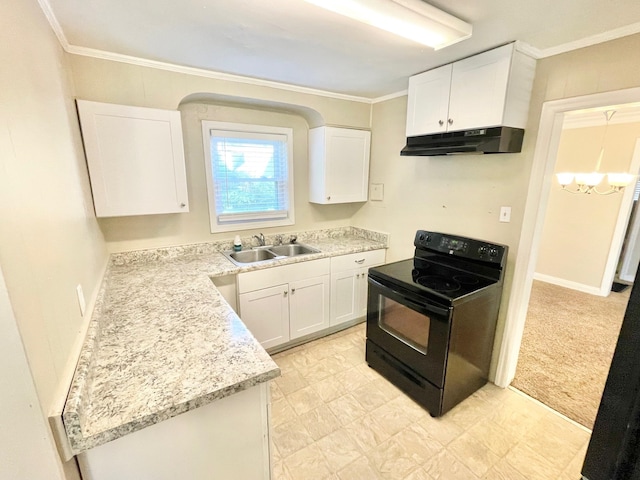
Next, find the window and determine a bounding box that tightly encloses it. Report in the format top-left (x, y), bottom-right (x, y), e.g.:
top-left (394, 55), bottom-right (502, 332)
top-left (202, 121), bottom-right (294, 233)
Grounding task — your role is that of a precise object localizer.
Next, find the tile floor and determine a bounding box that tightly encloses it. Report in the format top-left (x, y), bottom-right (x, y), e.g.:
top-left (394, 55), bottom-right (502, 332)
top-left (270, 323), bottom-right (591, 480)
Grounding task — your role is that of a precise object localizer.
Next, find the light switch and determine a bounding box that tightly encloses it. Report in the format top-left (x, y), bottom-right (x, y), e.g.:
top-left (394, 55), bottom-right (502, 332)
top-left (370, 183), bottom-right (384, 201)
top-left (499, 206), bottom-right (511, 223)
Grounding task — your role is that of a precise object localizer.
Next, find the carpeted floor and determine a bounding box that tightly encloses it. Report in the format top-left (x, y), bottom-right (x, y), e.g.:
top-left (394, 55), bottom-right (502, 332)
top-left (512, 280), bottom-right (630, 429)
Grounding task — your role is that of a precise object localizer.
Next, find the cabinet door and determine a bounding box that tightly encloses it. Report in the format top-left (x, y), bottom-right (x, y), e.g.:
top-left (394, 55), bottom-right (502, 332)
top-left (76, 100), bottom-right (189, 217)
top-left (289, 275), bottom-right (330, 340)
top-left (309, 127), bottom-right (370, 204)
top-left (239, 284), bottom-right (290, 349)
top-left (330, 270), bottom-right (358, 327)
top-left (406, 64), bottom-right (452, 136)
top-left (447, 44), bottom-right (512, 132)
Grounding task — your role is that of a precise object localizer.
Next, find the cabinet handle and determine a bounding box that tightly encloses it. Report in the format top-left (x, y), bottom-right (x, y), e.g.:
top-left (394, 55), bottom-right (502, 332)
top-left (180, 203), bottom-right (186, 208)
top-left (327, 196), bottom-right (331, 201)
top-left (438, 120), bottom-right (444, 126)
top-left (283, 291), bottom-right (288, 297)
top-left (355, 259), bottom-right (365, 264)
top-left (356, 274), bottom-right (360, 278)
top-left (291, 288), bottom-right (296, 294)
top-left (448, 118), bottom-right (453, 125)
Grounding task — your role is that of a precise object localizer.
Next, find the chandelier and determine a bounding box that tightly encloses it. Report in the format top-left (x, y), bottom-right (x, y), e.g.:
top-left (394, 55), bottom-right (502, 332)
top-left (556, 111), bottom-right (635, 195)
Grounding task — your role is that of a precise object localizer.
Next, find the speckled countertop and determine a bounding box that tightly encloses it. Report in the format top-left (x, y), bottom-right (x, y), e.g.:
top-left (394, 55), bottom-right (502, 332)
top-left (63, 227), bottom-right (388, 454)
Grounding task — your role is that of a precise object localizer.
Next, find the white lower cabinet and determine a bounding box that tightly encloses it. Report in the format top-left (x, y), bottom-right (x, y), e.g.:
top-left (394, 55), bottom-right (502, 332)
top-left (330, 250), bottom-right (385, 327)
top-left (238, 259), bottom-right (330, 349)
top-left (289, 276), bottom-right (330, 340)
top-left (239, 284), bottom-right (290, 350)
top-left (77, 383), bottom-right (271, 480)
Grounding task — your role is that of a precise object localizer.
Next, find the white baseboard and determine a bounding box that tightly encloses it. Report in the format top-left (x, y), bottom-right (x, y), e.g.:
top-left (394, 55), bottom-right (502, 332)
top-left (533, 273), bottom-right (606, 296)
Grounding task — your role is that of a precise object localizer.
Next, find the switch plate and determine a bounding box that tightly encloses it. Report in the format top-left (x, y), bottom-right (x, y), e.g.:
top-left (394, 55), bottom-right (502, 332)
top-left (76, 284), bottom-right (86, 316)
top-left (499, 206), bottom-right (511, 223)
top-left (370, 183), bottom-right (384, 201)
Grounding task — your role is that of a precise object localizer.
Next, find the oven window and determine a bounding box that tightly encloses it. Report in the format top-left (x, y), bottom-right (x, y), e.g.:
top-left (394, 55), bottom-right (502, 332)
top-left (378, 296), bottom-right (430, 354)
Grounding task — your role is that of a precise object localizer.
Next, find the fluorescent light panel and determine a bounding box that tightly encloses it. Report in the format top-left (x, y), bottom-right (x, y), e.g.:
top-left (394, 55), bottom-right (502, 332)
top-left (303, 0), bottom-right (472, 49)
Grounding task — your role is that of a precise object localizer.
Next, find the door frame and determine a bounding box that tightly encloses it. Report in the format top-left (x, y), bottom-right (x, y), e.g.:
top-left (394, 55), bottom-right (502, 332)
top-left (494, 87), bottom-right (640, 387)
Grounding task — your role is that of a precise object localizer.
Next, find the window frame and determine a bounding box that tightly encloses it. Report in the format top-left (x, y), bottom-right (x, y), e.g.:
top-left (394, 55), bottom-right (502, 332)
top-left (201, 120), bottom-right (295, 233)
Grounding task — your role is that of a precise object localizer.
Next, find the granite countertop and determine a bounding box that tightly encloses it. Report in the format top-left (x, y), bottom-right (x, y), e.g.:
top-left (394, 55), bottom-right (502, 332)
top-left (63, 227), bottom-right (388, 454)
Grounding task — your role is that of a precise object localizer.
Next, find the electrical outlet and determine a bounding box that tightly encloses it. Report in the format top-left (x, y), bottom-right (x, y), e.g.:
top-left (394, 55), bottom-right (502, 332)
top-left (76, 284), bottom-right (86, 316)
top-left (500, 206), bottom-right (512, 223)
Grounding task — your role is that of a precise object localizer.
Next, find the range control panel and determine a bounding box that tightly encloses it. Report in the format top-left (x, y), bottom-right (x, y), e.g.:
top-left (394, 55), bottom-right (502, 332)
top-left (414, 230), bottom-right (507, 265)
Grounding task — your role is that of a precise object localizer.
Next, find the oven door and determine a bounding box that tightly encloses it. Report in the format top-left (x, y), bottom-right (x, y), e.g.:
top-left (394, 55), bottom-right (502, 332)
top-left (366, 276), bottom-right (452, 388)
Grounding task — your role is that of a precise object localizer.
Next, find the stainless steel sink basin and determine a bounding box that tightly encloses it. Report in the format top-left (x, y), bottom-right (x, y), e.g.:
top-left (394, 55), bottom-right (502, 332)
top-left (223, 243), bottom-right (320, 266)
top-left (227, 249), bottom-right (277, 264)
top-left (268, 244), bottom-right (319, 257)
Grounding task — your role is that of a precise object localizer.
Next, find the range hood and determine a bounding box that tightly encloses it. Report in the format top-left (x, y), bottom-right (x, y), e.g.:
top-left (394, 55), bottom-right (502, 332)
top-left (400, 126), bottom-right (524, 156)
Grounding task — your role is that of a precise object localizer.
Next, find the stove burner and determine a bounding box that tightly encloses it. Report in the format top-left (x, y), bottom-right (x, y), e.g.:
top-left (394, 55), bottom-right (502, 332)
top-left (417, 275), bottom-right (461, 293)
top-left (453, 274), bottom-right (480, 286)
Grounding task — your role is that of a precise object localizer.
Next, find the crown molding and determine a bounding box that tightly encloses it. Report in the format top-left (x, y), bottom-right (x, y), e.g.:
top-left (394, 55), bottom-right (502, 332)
top-left (372, 90), bottom-right (408, 104)
top-left (36, 0), bottom-right (640, 104)
top-left (37, 0), bottom-right (372, 105)
top-left (37, 0), bottom-right (70, 49)
top-left (537, 22), bottom-right (640, 58)
top-left (64, 45), bottom-right (373, 104)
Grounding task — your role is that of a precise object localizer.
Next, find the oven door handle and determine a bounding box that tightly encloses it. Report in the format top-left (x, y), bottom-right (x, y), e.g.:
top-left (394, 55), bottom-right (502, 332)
top-left (368, 277), bottom-right (451, 318)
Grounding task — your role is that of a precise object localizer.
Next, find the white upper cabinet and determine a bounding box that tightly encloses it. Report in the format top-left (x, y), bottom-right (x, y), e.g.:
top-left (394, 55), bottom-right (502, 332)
top-left (406, 64), bottom-right (453, 137)
top-left (406, 43), bottom-right (536, 137)
top-left (77, 100), bottom-right (189, 217)
top-left (309, 127), bottom-right (371, 204)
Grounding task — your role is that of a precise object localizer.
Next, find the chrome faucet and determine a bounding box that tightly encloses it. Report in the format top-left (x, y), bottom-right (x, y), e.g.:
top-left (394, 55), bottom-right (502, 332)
top-left (253, 233), bottom-right (266, 247)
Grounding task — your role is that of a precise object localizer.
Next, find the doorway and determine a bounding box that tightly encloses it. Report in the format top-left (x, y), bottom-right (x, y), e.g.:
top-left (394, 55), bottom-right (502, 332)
top-left (494, 87), bottom-right (640, 390)
top-left (509, 107), bottom-right (640, 427)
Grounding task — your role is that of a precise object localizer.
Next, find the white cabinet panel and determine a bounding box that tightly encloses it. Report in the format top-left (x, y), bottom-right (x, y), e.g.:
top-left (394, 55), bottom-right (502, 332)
top-left (78, 383), bottom-right (270, 480)
top-left (289, 275), bottom-right (330, 340)
top-left (329, 249), bottom-right (385, 327)
top-left (238, 259), bottom-right (329, 294)
top-left (405, 43), bottom-right (535, 137)
top-left (406, 64), bottom-right (452, 137)
top-left (77, 100), bottom-right (189, 217)
top-left (448, 45), bottom-right (511, 131)
top-left (238, 261), bottom-right (330, 349)
top-left (309, 127), bottom-right (371, 204)
top-left (239, 284), bottom-right (290, 349)
top-left (330, 249), bottom-right (386, 272)
top-left (330, 270), bottom-right (358, 326)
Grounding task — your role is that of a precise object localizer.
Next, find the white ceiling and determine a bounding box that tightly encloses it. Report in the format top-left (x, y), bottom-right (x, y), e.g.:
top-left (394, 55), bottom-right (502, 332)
top-left (42, 0), bottom-right (640, 100)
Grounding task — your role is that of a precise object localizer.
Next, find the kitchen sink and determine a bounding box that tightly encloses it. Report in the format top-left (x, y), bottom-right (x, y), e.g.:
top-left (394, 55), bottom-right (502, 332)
top-left (268, 244), bottom-right (319, 257)
top-left (228, 249), bottom-right (277, 264)
top-left (223, 243), bottom-right (320, 266)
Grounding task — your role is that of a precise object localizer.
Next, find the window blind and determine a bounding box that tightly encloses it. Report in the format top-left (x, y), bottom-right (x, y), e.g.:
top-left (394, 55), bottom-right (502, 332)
top-left (210, 130), bottom-right (290, 224)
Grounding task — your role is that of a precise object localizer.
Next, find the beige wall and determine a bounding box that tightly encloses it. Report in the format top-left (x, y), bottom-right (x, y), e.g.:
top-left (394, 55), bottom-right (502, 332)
top-left (352, 96), bottom-right (527, 263)
top-left (98, 102), bottom-right (365, 252)
top-left (68, 56), bottom-right (372, 252)
top-left (351, 90), bottom-right (531, 377)
top-left (537, 122), bottom-right (640, 288)
top-left (355, 33), bottom-right (640, 375)
top-left (0, 0), bottom-right (108, 477)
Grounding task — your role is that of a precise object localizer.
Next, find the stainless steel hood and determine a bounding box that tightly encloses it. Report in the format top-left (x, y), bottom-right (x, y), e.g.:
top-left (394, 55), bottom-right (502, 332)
top-left (400, 126), bottom-right (524, 156)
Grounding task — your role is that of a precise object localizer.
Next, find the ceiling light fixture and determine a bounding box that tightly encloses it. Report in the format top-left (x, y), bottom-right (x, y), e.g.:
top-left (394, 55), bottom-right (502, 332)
top-left (556, 110), bottom-right (635, 195)
top-left (302, 0), bottom-right (472, 50)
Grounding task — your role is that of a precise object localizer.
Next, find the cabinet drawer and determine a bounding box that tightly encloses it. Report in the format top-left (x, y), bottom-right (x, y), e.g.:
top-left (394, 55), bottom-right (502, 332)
top-left (330, 250), bottom-right (385, 273)
top-left (238, 258), bottom-right (330, 294)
